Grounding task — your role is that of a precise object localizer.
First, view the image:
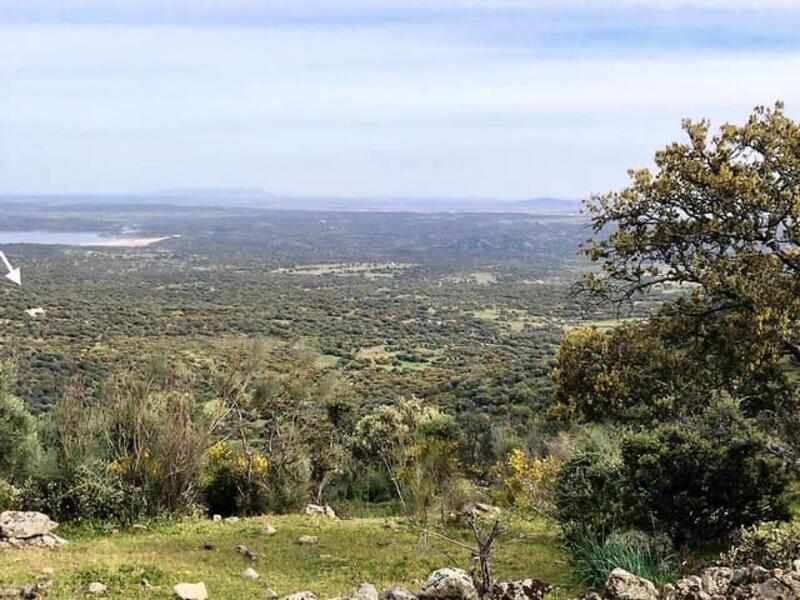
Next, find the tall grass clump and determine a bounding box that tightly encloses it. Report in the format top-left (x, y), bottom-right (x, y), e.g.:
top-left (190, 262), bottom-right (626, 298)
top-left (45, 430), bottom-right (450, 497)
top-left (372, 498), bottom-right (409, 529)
top-left (568, 528), bottom-right (675, 589)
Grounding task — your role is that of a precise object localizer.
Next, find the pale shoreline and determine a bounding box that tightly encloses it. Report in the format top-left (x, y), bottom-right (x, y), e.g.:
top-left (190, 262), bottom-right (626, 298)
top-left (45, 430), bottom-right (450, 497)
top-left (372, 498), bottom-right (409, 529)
top-left (81, 235), bottom-right (177, 248)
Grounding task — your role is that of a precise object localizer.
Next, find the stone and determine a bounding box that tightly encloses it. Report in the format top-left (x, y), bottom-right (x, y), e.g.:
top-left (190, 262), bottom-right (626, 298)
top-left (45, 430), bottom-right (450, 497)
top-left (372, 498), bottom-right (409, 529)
top-left (87, 582), bottom-right (107, 595)
top-left (380, 588), bottom-right (417, 600)
top-left (0, 512), bottom-right (58, 539)
top-left (489, 579), bottom-right (550, 600)
top-left (41, 567), bottom-right (55, 576)
top-left (605, 568), bottom-right (659, 600)
top-left (236, 544), bottom-right (257, 561)
top-left (242, 568), bottom-right (260, 581)
top-left (283, 592), bottom-right (317, 600)
top-left (458, 502), bottom-right (501, 519)
top-left (266, 589), bottom-right (279, 599)
top-left (298, 535), bottom-right (319, 545)
top-left (305, 504), bottom-right (337, 519)
top-left (351, 583), bottom-right (379, 600)
top-left (173, 582), bottom-right (209, 600)
top-left (223, 516), bottom-right (240, 524)
top-left (212, 515), bottom-right (222, 522)
top-left (263, 524), bottom-right (278, 536)
top-left (419, 568), bottom-right (478, 600)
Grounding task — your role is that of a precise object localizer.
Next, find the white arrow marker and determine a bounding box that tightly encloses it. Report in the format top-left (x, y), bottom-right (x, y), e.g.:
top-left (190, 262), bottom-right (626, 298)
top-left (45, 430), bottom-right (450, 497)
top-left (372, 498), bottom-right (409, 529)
top-left (0, 252), bottom-right (21, 286)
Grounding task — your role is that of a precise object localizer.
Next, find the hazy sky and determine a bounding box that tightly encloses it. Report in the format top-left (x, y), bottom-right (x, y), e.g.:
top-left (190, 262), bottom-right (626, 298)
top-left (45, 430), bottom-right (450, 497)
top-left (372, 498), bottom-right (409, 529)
top-left (3, 1), bottom-right (800, 199)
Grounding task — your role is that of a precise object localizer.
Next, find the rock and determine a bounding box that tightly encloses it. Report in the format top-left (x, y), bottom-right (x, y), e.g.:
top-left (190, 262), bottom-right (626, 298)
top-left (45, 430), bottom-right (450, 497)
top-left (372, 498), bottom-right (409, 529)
top-left (351, 583), bottom-right (379, 600)
top-left (283, 593), bottom-right (317, 600)
top-left (305, 504), bottom-right (337, 519)
top-left (41, 567), bottom-right (55, 576)
top-left (419, 568), bottom-right (478, 600)
top-left (489, 580), bottom-right (550, 600)
top-left (87, 582), bottom-right (107, 595)
top-left (266, 589), bottom-right (279, 599)
top-left (380, 588), bottom-right (417, 600)
top-left (298, 535), bottom-right (319, 545)
top-left (173, 582), bottom-right (209, 600)
top-left (224, 516), bottom-right (240, 524)
top-left (236, 544), bottom-right (258, 561)
top-left (0, 589), bottom-right (20, 598)
top-left (242, 567), bottom-right (260, 581)
top-left (459, 502), bottom-right (501, 519)
top-left (26, 534), bottom-right (68, 549)
top-left (605, 568), bottom-right (659, 600)
top-left (212, 515), bottom-right (222, 522)
top-left (0, 512), bottom-right (58, 539)
top-left (263, 524), bottom-right (278, 536)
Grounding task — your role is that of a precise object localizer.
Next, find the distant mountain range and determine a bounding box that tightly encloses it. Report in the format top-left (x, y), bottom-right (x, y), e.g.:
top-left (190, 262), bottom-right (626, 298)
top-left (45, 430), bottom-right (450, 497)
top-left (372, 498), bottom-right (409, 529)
top-left (0, 192), bottom-right (583, 215)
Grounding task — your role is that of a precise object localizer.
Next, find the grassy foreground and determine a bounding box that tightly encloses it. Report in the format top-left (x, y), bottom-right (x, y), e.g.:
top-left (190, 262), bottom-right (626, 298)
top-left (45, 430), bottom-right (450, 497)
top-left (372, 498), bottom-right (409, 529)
top-left (0, 513), bottom-right (579, 599)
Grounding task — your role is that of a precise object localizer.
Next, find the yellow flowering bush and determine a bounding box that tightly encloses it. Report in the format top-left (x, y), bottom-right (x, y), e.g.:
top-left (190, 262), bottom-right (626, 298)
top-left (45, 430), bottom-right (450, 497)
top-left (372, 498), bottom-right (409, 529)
top-left (198, 441), bottom-right (270, 516)
top-left (494, 448), bottom-right (560, 510)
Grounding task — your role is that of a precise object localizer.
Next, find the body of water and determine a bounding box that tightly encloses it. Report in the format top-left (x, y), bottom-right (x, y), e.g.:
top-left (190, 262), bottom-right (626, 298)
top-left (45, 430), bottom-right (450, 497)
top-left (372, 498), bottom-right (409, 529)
top-left (0, 231), bottom-right (111, 245)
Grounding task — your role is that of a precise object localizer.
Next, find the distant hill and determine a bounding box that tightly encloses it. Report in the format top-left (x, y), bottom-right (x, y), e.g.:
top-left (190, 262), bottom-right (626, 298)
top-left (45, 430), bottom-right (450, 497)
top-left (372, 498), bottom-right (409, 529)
top-left (0, 193), bottom-right (583, 215)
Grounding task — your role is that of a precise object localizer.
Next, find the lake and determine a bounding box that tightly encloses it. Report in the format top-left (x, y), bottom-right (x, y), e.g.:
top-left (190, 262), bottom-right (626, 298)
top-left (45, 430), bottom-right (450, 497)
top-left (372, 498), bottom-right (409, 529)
top-left (0, 231), bottom-right (111, 245)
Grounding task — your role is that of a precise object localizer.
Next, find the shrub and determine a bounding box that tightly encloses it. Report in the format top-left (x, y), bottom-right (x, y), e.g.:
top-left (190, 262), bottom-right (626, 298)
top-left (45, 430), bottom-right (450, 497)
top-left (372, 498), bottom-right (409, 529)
top-left (0, 363), bottom-right (39, 481)
top-left (493, 448), bottom-right (560, 510)
top-left (621, 398), bottom-right (790, 547)
top-left (18, 465), bottom-right (148, 526)
top-left (0, 479), bottom-right (19, 511)
top-left (198, 441), bottom-right (269, 516)
top-left (554, 439), bottom-right (624, 543)
top-left (570, 528), bottom-right (675, 589)
top-left (724, 521), bottom-right (800, 569)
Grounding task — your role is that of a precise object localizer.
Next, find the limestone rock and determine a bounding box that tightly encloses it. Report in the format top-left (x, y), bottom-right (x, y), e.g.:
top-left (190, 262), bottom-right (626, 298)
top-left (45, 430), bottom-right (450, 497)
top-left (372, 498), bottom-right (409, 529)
top-left (283, 592), bottom-right (317, 600)
top-left (87, 582), bottom-right (107, 595)
top-left (419, 568), bottom-right (478, 600)
top-left (242, 568), bottom-right (260, 581)
top-left (173, 582), bottom-right (209, 600)
top-left (380, 588), bottom-right (417, 600)
top-left (351, 583), bottom-right (379, 600)
top-left (263, 524), bottom-right (278, 536)
top-left (0, 512), bottom-right (58, 539)
top-left (305, 504), bottom-right (337, 519)
top-left (298, 535), bottom-right (319, 545)
top-left (605, 569), bottom-right (659, 600)
top-left (489, 579), bottom-right (550, 600)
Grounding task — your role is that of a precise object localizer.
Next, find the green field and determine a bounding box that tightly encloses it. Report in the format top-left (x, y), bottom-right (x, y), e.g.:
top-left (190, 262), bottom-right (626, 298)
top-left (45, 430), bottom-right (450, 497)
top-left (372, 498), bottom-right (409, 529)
top-left (0, 514), bottom-right (579, 599)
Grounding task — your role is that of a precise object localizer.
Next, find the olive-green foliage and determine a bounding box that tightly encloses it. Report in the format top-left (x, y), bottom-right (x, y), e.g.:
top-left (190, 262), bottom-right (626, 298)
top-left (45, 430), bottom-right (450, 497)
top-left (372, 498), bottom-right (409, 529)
top-left (724, 521), bottom-right (800, 570)
top-left (621, 397), bottom-right (790, 546)
top-left (551, 317), bottom-right (794, 425)
top-left (555, 399), bottom-right (789, 549)
top-left (581, 102), bottom-right (800, 407)
top-left (18, 465), bottom-right (148, 526)
top-left (0, 362), bottom-right (39, 481)
top-left (554, 434), bottom-right (624, 542)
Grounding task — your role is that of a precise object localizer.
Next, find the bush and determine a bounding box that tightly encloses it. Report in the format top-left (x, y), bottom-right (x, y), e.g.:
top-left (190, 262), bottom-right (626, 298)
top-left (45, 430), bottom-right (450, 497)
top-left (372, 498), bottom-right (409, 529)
top-left (570, 528), bottom-right (675, 589)
top-left (18, 465), bottom-right (149, 526)
top-left (198, 441), bottom-right (269, 516)
top-left (0, 363), bottom-right (39, 481)
top-left (621, 398), bottom-right (790, 546)
top-left (0, 479), bottom-right (19, 511)
top-left (554, 438), bottom-right (624, 543)
top-left (493, 448), bottom-right (560, 510)
top-left (554, 398), bottom-right (789, 550)
top-left (724, 521), bottom-right (800, 569)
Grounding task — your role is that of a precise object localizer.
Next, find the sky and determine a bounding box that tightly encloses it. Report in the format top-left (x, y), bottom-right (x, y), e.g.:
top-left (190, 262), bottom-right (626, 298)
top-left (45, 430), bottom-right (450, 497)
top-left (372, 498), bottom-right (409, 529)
top-left (3, 1), bottom-right (800, 200)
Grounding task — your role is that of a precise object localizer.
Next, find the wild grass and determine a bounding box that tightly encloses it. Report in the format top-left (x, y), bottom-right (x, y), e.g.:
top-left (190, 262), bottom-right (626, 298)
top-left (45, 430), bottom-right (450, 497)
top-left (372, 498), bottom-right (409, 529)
top-left (0, 513), bottom-right (580, 599)
top-left (568, 529), bottom-right (675, 590)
